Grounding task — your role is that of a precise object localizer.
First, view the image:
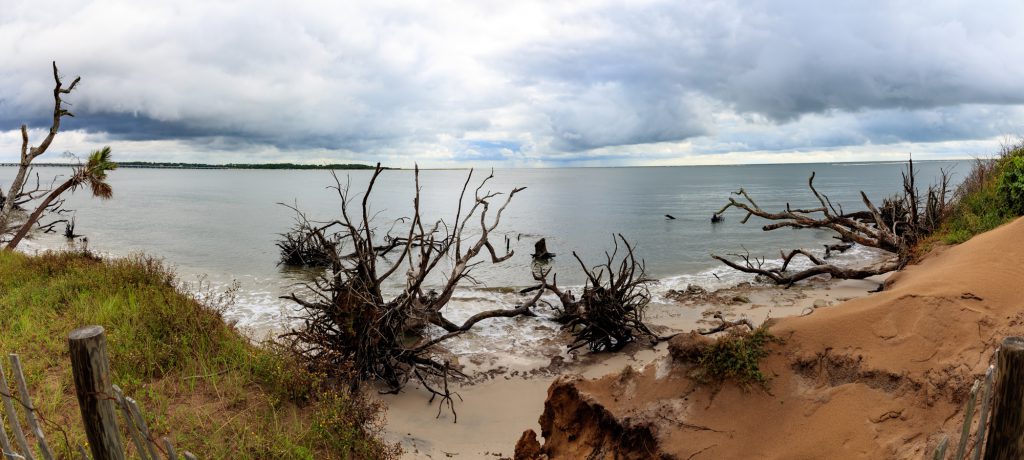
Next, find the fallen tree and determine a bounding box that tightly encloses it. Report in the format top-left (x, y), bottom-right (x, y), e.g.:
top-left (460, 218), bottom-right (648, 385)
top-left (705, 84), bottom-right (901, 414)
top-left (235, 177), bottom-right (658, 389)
top-left (522, 235), bottom-right (659, 353)
top-left (281, 165), bottom-right (541, 417)
top-left (712, 158), bottom-right (949, 286)
top-left (1, 62), bottom-right (116, 249)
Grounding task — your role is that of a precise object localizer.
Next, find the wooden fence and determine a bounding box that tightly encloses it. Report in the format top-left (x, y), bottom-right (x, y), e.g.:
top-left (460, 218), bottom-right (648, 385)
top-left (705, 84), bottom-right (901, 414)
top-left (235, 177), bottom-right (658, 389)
top-left (0, 325), bottom-right (196, 460)
top-left (932, 336), bottom-right (1024, 460)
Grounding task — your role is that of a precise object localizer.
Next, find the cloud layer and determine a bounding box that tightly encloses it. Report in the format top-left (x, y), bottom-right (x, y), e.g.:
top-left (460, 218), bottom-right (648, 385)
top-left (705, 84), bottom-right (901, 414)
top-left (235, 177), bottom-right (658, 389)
top-left (1, 0), bottom-right (1022, 166)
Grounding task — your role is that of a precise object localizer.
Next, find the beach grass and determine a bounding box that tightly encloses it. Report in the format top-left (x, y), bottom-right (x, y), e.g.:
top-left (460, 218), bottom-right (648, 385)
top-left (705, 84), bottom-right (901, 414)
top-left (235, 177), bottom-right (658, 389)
top-left (0, 249), bottom-right (396, 459)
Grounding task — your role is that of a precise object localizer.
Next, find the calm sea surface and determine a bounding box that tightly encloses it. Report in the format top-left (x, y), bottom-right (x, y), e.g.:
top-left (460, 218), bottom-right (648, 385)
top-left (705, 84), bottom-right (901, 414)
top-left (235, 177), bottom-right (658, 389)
top-left (2, 161), bottom-right (963, 336)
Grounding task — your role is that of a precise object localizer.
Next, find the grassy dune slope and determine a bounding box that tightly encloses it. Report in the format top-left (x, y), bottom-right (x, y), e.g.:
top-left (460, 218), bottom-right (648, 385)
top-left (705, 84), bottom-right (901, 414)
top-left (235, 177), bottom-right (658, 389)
top-left (0, 249), bottom-right (395, 459)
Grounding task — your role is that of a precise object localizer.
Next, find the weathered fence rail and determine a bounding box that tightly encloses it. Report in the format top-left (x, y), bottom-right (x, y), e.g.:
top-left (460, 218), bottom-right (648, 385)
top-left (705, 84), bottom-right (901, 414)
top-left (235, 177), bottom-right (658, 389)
top-left (0, 325), bottom-right (197, 460)
top-left (931, 336), bottom-right (1024, 460)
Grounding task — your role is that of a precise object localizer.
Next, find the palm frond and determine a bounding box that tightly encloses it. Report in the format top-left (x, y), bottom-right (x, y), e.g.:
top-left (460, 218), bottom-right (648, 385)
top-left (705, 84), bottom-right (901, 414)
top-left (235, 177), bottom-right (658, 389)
top-left (84, 146), bottom-right (116, 199)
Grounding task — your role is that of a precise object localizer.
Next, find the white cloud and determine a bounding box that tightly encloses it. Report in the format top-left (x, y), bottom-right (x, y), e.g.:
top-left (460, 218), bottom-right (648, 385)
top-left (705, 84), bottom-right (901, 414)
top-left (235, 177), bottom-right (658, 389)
top-left (1, 0), bottom-right (1022, 166)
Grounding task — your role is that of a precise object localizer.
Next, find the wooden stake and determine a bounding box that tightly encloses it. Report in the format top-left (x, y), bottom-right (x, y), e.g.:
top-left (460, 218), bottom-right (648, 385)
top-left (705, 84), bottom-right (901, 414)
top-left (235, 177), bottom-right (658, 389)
top-left (68, 326), bottom-right (125, 460)
top-left (985, 337), bottom-right (1024, 459)
top-left (0, 361), bottom-right (33, 460)
top-left (973, 365), bottom-right (995, 460)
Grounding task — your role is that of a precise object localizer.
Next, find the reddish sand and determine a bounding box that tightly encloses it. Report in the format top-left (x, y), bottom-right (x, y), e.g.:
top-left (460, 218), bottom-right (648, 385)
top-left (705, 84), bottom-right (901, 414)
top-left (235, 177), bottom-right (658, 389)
top-left (518, 217), bottom-right (1024, 459)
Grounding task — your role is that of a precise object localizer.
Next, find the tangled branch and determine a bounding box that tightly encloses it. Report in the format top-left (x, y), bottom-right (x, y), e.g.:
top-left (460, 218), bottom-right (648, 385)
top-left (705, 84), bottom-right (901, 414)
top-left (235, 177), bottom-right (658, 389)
top-left (281, 164), bottom-right (537, 416)
top-left (713, 158), bottom-right (950, 286)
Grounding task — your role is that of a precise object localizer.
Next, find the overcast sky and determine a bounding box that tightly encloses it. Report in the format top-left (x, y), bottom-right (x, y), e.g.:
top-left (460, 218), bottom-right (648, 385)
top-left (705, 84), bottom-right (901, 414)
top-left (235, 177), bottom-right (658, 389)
top-left (2, 0), bottom-right (1022, 167)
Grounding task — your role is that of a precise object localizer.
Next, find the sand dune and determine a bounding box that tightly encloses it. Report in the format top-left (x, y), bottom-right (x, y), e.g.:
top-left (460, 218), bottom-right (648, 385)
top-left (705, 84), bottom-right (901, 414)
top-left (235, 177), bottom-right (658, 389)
top-left (518, 217), bottom-right (1024, 459)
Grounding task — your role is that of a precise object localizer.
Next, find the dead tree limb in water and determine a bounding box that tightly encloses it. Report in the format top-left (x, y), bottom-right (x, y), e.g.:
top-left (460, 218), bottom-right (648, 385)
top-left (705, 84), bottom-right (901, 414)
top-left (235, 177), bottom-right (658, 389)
top-left (281, 164), bottom-right (538, 411)
top-left (715, 172), bottom-right (904, 253)
top-left (713, 158), bottom-right (951, 285)
top-left (522, 235), bottom-right (658, 353)
top-left (711, 248), bottom-right (900, 287)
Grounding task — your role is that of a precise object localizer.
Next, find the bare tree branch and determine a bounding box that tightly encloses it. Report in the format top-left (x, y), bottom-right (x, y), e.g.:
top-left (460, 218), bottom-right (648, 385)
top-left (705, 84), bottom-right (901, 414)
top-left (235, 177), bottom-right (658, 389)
top-left (280, 164), bottom-right (534, 418)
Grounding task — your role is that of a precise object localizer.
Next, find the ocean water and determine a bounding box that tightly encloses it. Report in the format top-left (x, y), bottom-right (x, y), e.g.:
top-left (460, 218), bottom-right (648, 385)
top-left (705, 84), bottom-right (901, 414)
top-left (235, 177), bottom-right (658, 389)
top-left (2, 161), bottom-right (963, 344)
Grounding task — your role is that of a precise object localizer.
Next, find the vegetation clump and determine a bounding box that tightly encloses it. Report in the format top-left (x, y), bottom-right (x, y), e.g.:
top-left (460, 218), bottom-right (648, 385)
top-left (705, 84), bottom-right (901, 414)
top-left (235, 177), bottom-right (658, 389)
top-left (996, 147), bottom-right (1024, 216)
top-left (940, 141), bottom-right (1024, 244)
top-left (671, 325), bottom-right (779, 390)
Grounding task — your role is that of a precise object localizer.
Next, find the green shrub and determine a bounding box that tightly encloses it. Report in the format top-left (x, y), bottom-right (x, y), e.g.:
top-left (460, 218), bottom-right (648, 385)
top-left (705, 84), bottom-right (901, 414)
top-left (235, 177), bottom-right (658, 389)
top-left (938, 142), bottom-right (1024, 244)
top-left (308, 389), bottom-right (401, 459)
top-left (943, 179), bottom-right (1010, 244)
top-left (691, 325), bottom-right (779, 390)
top-left (997, 152), bottom-right (1024, 216)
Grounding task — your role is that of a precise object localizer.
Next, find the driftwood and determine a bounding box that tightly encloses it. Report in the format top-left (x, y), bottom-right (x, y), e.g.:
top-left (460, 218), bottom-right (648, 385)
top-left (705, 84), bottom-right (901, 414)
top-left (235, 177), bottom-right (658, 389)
top-left (63, 216), bottom-right (82, 239)
top-left (524, 235), bottom-right (657, 353)
top-left (276, 213), bottom-right (335, 267)
top-left (532, 238), bottom-right (555, 260)
top-left (281, 164), bottom-right (539, 415)
top-left (713, 158), bottom-right (950, 286)
top-left (823, 243), bottom-right (852, 258)
top-left (715, 172), bottom-right (903, 253)
top-left (711, 248), bottom-right (899, 287)
top-left (698, 313), bottom-right (756, 335)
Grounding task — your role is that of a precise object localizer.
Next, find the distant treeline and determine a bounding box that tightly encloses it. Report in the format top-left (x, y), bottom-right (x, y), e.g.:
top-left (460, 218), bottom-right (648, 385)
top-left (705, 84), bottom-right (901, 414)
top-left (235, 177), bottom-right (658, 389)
top-left (1, 161), bottom-right (382, 170)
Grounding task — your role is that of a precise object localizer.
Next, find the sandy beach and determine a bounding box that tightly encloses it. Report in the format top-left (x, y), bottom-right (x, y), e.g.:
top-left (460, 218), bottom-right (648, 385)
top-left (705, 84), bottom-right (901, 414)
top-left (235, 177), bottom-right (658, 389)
top-left (381, 271), bottom-right (892, 458)
top-left (516, 217), bottom-right (1024, 459)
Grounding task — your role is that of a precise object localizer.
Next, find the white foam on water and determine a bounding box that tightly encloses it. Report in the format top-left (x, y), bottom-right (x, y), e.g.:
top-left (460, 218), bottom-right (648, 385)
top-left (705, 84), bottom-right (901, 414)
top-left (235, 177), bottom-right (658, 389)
top-left (422, 289), bottom-right (567, 366)
top-left (19, 233), bottom-right (891, 368)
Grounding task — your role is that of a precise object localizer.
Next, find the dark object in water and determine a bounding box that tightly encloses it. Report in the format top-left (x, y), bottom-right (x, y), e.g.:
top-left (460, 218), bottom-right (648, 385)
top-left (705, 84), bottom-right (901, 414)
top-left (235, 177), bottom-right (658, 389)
top-left (711, 213), bottom-right (723, 223)
top-left (64, 216), bottom-right (81, 239)
top-left (665, 214), bottom-right (676, 220)
top-left (824, 243), bottom-right (853, 258)
top-left (533, 238), bottom-right (555, 260)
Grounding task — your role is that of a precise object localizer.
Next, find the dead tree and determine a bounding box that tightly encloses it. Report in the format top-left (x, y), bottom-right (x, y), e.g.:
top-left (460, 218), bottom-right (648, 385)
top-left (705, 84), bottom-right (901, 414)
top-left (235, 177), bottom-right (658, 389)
top-left (276, 214), bottom-right (336, 267)
top-left (5, 147), bottom-right (117, 250)
top-left (712, 248), bottom-right (900, 287)
top-left (524, 235), bottom-right (657, 353)
top-left (712, 158), bottom-right (949, 286)
top-left (0, 62), bottom-right (82, 243)
top-left (894, 157), bottom-right (952, 242)
top-left (281, 164), bottom-right (540, 407)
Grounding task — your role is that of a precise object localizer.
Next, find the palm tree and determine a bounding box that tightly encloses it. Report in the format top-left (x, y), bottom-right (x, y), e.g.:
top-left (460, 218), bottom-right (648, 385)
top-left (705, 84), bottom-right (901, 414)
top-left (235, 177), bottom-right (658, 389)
top-left (5, 146), bottom-right (117, 250)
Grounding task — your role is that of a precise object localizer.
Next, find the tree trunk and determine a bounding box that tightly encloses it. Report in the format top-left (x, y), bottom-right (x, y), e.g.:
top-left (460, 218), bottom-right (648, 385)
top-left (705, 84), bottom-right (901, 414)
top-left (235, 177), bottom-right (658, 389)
top-left (5, 178), bottom-right (74, 250)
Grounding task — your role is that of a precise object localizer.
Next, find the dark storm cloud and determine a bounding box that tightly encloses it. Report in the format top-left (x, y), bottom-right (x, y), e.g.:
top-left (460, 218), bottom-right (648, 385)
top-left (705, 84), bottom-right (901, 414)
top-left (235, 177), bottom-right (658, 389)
top-left (510, 1), bottom-right (1024, 122)
top-left (1, 0), bottom-right (1022, 164)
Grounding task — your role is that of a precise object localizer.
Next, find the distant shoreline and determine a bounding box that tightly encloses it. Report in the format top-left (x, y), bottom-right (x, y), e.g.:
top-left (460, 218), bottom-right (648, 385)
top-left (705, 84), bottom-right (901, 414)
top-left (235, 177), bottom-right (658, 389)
top-left (0, 158), bottom-right (967, 171)
top-left (0, 161), bottom-right (382, 170)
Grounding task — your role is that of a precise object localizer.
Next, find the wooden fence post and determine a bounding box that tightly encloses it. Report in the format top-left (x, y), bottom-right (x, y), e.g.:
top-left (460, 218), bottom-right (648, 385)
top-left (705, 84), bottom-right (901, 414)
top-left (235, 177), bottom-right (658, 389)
top-left (985, 337), bottom-right (1024, 459)
top-left (68, 325), bottom-right (125, 460)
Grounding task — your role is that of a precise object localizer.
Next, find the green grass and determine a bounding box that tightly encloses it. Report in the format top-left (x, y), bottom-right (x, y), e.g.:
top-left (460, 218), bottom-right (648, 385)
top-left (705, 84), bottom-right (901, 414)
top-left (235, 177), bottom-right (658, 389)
top-left (937, 142), bottom-right (1024, 245)
top-left (0, 249), bottom-right (397, 459)
top-left (691, 325), bottom-right (779, 390)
